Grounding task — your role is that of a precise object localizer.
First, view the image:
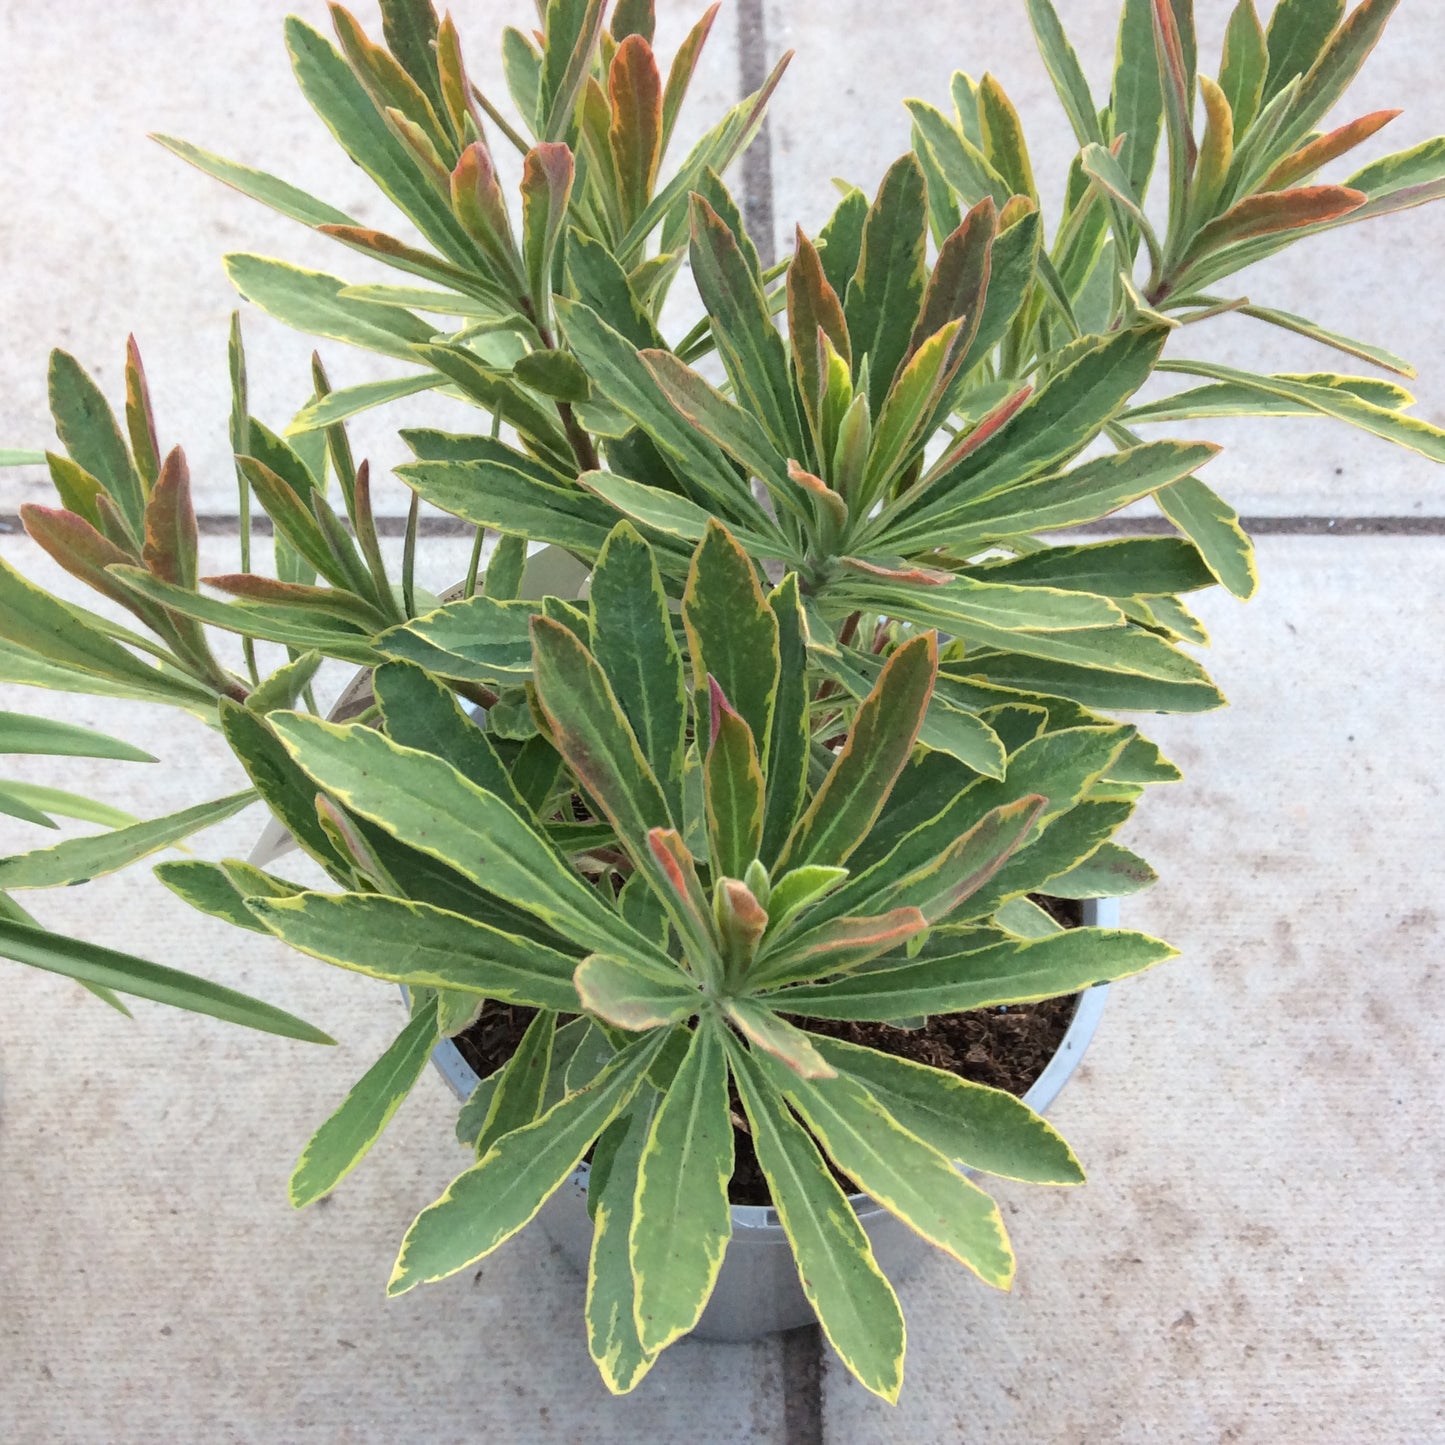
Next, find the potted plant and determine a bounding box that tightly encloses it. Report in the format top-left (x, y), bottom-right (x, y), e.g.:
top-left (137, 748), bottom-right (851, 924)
top-left (3, 0), bottom-right (1441, 1403)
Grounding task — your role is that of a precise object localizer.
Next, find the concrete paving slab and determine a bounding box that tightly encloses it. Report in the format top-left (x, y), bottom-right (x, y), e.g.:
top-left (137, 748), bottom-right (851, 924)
top-left (761, 0), bottom-right (1445, 516)
top-left (0, 534), bottom-right (790, 1443)
top-left (0, 1), bottom-right (740, 516)
top-left (819, 535), bottom-right (1445, 1440)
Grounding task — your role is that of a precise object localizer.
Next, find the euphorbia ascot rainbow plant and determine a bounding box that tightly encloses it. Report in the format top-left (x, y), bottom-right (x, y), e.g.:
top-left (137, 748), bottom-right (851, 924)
top-left (2, 0), bottom-right (1443, 1405)
top-left (216, 520), bottom-right (1174, 1400)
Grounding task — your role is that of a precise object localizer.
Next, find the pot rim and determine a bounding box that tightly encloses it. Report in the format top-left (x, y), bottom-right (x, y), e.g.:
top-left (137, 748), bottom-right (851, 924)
top-left (427, 895), bottom-right (1119, 1234)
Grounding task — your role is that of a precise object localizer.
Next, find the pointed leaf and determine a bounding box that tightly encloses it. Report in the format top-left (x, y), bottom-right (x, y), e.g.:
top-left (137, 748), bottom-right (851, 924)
top-left (248, 891), bottom-right (582, 1010)
top-left (0, 917), bottom-right (332, 1043)
top-left (387, 1030), bottom-right (664, 1294)
top-left (682, 523), bottom-right (780, 769)
top-left (778, 634), bottom-right (937, 872)
top-left (48, 350), bottom-right (146, 536)
top-left (0, 790), bottom-right (255, 890)
top-left (764, 1054), bottom-right (1014, 1287)
top-left (290, 995), bottom-right (439, 1206)
top-left (689, 196), bottom-right (806, 457)
top-left (0, 712), bottom-right (153, 763)
top-left (267, 712), bottom-right (658, 960)
top-left (844, 155), bottom-right (929, 414)
top-left (726, 1039), bottom-right (904, 1403)
top-left (630, 1019), bottom-right (733, 1352)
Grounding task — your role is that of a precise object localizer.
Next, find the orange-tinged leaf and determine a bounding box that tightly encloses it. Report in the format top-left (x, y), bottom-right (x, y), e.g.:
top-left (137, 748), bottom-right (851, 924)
top-left (838, 558), bottom-right (952, 587)
top-left (20, 505), bottom-right (140, 613)
top-left (910, 197), bottom-right (995, 360)
top-left (755, 907), bottom-right (929, 987)
top-left (929, 384), bottom-right (1033, 478)
top-left (142, 447), bottom-right (199, 589)
top-left (609, 35), bottom-right (663, 228)
top-left (1188, 184), bottom-right (1366, 256)
top-left (723, 998), bottom-right (836, 1079)
top-left (778, 632), bottom-right (938, 872)
top-left (123, 336), bottom-right (161, 493)
top-left (1263, 109), bottom-right (1401, 191)
top-left (450, 142), bottom-right (523, 287)
top-left (661, 4), bottom-right (720, 149)
top-left (788, 227), bottom-right (850, 430)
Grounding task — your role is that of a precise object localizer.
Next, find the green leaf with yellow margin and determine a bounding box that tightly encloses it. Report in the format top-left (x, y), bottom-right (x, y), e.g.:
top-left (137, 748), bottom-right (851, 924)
top-left (289, 994), bottom-right (440, 1207)
top-left (473, 1009), bottom-right (557, 1161)
top-left (0, 790), bottom-right (255, 890)
top-left (777, 633), bottom-right (936, 872)
top-left (266, 713), bottom-right (661, 963)
top-left (768, 927), bottom-right (1177, 1020)
top-left (630, 1019), bottom-right (734, 1352)
top-left (1156, 475), bottom-right (1257, 600)
top-left (245, 891), bottom-right (582, 1010)
top-left (586, 1093), bottom-right (660, 1393)
top-left (760, 1051), bottom-right (1015, 1288)
top-left (683, 523), bottom-right (780, 770)
top-left (590, 523), bottom-right (688, 819)
top-left (387, 1029), bottom-right (667, 1295)
top-left (725, 1036), bottom-right (905, 1404)
top-left (809, 1033), bottom-right (1084, 1185)
top-left (575, 953), bottom-right (701, 1030)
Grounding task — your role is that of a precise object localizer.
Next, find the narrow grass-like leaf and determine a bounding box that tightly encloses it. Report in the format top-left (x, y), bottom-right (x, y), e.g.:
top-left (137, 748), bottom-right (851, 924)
top-left (0, 917), bottom-right (332, 1042)
top-left (0, 712), bottom-right (153, 763)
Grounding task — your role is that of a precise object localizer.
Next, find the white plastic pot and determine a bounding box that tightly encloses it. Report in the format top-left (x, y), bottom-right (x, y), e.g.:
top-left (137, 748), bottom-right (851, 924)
top-left (425, 896), bottom-right (1119, 1342)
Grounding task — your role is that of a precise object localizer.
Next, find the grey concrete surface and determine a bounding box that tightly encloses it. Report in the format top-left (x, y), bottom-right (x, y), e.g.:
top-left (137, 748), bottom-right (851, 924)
top-left (763, 0), bottom-right (1445, 516)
